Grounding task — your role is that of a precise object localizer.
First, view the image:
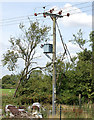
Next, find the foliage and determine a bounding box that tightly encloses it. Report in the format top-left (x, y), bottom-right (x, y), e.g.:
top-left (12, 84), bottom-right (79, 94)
top-left (2, 21), bottom-right (50, 72)
top-left (2, 20), bottom-right (51, 96)
top-left (16, 70), bottom-right (52, 104)
top-left (69, 29), bottom-right (87, 50)
top-left (55, 30), bottom-right (93, 104)
top-left (2, 74), bottom-right (19, 89)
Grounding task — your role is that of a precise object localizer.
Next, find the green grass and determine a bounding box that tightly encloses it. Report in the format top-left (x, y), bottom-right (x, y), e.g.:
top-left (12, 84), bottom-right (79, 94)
top-left (0, 89), bottom-right (15, 96)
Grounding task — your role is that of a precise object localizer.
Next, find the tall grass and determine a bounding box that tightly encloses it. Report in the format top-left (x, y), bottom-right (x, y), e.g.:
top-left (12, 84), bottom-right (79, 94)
top-left (48, 104), bottom-right (93, 118)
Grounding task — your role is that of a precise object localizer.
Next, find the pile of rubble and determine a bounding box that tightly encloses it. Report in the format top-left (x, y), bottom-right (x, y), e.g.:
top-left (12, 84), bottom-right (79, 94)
top-left (4, 102), bottom-right (43, 118)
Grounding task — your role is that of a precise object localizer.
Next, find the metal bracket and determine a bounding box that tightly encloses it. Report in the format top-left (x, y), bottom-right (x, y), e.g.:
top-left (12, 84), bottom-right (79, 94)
top-left (44, 53), bottom-right (52, 61)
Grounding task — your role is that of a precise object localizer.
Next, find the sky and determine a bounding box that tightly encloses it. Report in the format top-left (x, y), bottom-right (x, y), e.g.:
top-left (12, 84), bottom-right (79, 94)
top-left (0, 1), bottom-right (93, 79)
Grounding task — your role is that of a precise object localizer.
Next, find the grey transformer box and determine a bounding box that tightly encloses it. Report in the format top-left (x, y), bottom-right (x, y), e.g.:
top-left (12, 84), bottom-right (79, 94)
top-left (43, 44), bottom-right (53, 53)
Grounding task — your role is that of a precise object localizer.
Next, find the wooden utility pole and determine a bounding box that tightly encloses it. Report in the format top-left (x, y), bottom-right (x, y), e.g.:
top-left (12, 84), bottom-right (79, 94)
top-left (92, 31), bottom-right (94, 87)
top-left (52, 16), bottom-right (56, 115)
top-left (44, 12), bottom-right (63, 116)
top-left (43, 12), bottom-right (70, 116)
top-left (32, 8), bottom-right (70, 116)
top-left (34, 8), bottom-right (70, 116)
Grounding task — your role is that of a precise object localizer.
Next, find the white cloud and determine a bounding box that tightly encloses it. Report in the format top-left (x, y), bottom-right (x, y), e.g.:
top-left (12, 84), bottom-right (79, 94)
top-left (67, 42), bottom-right (81, 53)
top-left (58, 3), bottom-right (92, 28)
top-left (56, 40), bottom-right (81, 57)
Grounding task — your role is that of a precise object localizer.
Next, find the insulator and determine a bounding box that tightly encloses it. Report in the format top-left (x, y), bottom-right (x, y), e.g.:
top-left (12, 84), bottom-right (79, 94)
top-left (43, 6), bottom-right (45, 9)
top-left (50, 10), bottom-right (53, 13)
top-left (67, 13), bottom-right (70, 17)
top-left (34, 13), bottom-right (37, 16)
top-left (43, 13), bottom-right (46, 18)
top-left (52, 8), bottom-right (54, 11)
top-left (58, 10), bottom-right (62, 15)
top-left (49, 8), bottom-right (54, 13)
top-left (40, 44), bottom-right (44, 48)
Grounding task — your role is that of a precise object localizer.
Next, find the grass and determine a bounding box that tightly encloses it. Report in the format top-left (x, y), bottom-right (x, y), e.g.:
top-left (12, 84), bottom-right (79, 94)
top-left (0, 89), bottom-right (94, 119)
top-left (0, 89), bottom-right (15, 96)
top-left (47, 104), bottom-right (93, 118)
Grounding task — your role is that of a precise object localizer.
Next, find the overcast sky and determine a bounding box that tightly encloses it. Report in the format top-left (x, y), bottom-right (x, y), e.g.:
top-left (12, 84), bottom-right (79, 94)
top-left (0, 1), bottom-right (93, 78)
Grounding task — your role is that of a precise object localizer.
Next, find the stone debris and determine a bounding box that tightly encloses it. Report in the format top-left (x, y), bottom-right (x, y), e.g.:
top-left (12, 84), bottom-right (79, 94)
top-left (4, 102), bottom-right (43, 118)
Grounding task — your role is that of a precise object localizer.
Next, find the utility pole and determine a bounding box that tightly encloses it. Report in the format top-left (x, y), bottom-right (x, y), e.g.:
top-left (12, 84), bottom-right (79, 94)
top-left (34, 9), bottom-right (70, 116)
top-left (92, 31), bottom-right (94, 89)
top-left (92, 2), bottom-right (94, 88)
top-left (44, 12), bottom-right (64, 116)
top-left (44, 12), bottom-right (70, 116)
top-left (52, 16), bottom-right (56, 116)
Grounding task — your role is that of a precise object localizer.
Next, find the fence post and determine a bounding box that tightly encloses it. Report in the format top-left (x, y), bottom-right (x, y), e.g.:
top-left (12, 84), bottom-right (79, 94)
top-left (79, 94), bottom-right (81, 109)
top-left (60, 104), bottom-right (62, 120)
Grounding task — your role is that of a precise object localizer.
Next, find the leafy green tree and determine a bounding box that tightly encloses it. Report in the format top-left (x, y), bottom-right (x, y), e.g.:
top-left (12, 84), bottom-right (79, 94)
top-left (17, 70), bottom-right (52, 104)
top-left (56, 30), bottom-right (94, 104)
top-left (75, 50), bottom-right (92, 102)
top-left (55, 56), bottom-right (78, 104)
top-left (69, 29), bottom-right (87, 50)
top-left (2, 74), bottom-right (19, 89)
top-left (2, 20), bottom-right (50, 97)
top-left (89, 31), bottom-right (94, 101)
top-left (69, 30), bottom-right (93, 102)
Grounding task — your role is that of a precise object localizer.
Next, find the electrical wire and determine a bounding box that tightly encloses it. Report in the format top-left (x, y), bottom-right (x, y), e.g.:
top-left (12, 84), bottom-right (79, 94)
top-left (70, 8), bottom-right (92, 16)
top-left (0, 2), bottom-right (92, 26)
top-left (62, 2), bottom-right (91, 11)
top-left (0, 8), bottom-right (92, 26)
top-left (0, 8), bottom-right (92, 27)
top-left (0, 2), bottom-right (92, 23)
top-left (0, 5), bottom-right (51, 22)
top-left (0, 16), bottom-right (43, 24)
top-left (62, 4), bottom-right (92, 14)
top-left (0, 14), bottom-right (34, 22)
top-left (45, 2), bottom-right (92, 14)
top-left (0, 18), bottom-right (50, 27)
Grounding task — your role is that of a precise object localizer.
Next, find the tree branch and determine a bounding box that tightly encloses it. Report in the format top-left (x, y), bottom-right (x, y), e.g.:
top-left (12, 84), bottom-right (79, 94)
top-left (13, 62), bottom-right (52, 97)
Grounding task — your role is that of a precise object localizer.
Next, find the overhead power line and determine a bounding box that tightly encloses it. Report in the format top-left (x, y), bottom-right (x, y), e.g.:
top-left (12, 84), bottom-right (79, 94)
top-left (0, 5), bottom-right (50, 22)
top-left (62, 4), bottom-right (92, 14)
top-left (71, 8), bottom-right (93, 15)
top-left (46, 2), bottom-right (92, 14)
top-left (1, 8), bottom-right (92, 26)
top-left (0, 8), bottom-right (92, 27)
top-left (0, 2), bottom-right (92, 27)
top-left (0, 18), bottom-right (50, 27)
top-left (0, 14), bottom-right (34, 22)
top-left (63, 2), bottom-right (91, 10)
top-left (0, 16), bottom-right (43, 24)
top-left (0, 2), bottom-right (92, 23)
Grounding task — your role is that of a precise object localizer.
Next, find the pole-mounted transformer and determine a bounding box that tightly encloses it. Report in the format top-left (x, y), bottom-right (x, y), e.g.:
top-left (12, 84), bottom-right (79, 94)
top-left (43, 44), bottom-right (53, 53)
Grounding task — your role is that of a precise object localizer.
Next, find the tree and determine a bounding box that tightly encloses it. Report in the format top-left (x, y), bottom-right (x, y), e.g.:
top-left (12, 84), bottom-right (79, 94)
top-left (69, 30), bottom-right (94, 102)
top-left (89, 31), bottom-right (94, 101)
top-left (16, 70), bottom-right (52, 104)
top-left (55, 30), bottom-right (94, 104)
top-left (2, 20), bottom-right (51, 97)
top-left (69, 29), bottom-right (87, 50)
top-left (2, 74), bottom-right (19, 89)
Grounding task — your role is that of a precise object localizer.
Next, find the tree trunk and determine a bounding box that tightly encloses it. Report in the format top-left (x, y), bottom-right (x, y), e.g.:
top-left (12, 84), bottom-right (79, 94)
top-left (14, 78), bottom-right (22, 97)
